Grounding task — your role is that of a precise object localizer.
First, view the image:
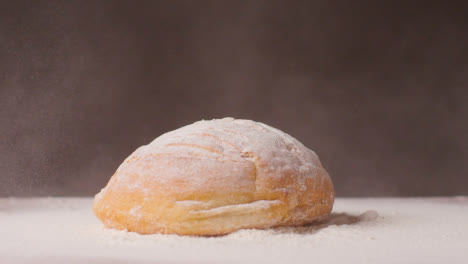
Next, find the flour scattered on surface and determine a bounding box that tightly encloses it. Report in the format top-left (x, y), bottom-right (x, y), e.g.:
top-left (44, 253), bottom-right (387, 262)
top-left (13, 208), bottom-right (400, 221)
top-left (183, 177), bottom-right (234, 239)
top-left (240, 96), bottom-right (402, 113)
top-left (1, 197), bottom-right (467, 263)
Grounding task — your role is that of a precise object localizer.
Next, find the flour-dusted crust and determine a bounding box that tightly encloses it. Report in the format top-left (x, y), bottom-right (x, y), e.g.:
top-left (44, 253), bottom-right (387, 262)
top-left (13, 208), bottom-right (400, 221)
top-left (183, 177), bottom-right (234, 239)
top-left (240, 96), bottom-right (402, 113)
top-left (93, 118), bottom-right (335, 235)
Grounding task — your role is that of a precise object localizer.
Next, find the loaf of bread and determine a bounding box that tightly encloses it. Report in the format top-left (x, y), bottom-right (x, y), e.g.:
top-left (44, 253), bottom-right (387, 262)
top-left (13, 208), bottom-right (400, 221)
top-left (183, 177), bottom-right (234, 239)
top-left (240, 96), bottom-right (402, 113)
top-left (93, 118), bottom-right (334, 235)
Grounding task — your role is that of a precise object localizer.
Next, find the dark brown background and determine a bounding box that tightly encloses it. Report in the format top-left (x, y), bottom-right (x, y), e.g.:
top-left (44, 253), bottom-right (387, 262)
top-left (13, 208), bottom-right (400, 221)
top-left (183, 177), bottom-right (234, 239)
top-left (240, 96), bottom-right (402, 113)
top-left (1, 1), bottom-right (467, 197)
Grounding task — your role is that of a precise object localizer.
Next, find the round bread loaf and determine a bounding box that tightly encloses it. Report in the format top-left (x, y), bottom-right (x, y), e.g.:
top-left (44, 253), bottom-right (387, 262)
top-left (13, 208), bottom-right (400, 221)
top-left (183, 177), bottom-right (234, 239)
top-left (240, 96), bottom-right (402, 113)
top-left (93, 118), bottom-right (335, 235)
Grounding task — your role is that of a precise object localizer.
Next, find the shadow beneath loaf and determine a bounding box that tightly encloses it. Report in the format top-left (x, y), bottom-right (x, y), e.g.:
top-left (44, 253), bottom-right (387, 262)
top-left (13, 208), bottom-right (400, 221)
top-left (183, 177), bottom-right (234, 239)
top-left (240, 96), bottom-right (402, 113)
top-left (268, 210), bottom-right (379, 235)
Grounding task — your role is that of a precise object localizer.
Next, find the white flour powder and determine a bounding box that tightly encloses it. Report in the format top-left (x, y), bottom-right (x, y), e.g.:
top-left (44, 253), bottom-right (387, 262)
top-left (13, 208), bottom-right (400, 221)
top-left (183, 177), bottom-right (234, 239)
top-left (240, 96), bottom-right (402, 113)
top-left (1, 197), bottom-right (467, 264)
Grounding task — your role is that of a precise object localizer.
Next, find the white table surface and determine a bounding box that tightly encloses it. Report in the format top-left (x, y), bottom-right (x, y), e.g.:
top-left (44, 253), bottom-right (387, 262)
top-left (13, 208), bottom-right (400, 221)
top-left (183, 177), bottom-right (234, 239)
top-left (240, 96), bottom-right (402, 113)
top-left (1, 197), bottom-right (467, 264)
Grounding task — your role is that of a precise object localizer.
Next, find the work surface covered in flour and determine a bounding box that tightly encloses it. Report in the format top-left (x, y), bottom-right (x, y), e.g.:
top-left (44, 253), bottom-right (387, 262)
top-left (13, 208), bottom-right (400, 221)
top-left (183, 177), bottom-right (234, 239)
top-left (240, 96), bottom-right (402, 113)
top-left (1, 197), bottom-right (467, 264)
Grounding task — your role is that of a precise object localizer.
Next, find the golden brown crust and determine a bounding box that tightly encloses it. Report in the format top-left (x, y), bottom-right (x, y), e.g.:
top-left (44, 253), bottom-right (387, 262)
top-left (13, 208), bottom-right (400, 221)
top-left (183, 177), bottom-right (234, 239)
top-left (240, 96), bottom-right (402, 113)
top-left (93, 118), bottom-right (335, 235)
